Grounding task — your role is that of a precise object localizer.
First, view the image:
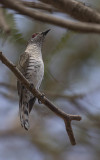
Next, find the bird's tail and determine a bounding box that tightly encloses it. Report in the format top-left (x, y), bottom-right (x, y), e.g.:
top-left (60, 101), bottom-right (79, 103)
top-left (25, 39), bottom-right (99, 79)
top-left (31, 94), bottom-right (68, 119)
top-left (19, 97), bottom-right (36, 130)
top-left (19, 102), bottom-right (30, 130)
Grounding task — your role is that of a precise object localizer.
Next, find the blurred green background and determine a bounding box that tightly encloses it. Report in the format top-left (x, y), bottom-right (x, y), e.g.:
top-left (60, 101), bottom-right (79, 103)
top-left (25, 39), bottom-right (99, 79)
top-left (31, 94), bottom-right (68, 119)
top-left (0, 0), bottom-right (100, 160)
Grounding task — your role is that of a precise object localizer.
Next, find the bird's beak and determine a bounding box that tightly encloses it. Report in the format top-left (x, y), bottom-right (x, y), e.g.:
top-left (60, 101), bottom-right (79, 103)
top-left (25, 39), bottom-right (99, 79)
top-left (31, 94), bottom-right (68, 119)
top-left (42, 29), bottom-right (51, 36)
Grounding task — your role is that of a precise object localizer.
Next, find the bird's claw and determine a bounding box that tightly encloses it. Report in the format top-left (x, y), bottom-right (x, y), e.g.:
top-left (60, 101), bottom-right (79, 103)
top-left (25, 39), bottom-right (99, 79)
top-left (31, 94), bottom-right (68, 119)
top-left (38, 93), bottom-right (45, 104)
top-left (30, 83), bottom-right (34, 90)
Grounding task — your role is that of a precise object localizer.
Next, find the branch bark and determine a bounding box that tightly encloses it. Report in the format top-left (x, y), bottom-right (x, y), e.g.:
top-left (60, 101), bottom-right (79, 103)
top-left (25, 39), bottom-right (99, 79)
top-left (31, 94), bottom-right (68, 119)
top-left (22, 1), bottom-right (56, 13)
top-left (40, 0), bottom-right (100, 23)
top-left (0, 51), bottom-right (81, 145)
top-left (1, 0), bottom-right (100, 33)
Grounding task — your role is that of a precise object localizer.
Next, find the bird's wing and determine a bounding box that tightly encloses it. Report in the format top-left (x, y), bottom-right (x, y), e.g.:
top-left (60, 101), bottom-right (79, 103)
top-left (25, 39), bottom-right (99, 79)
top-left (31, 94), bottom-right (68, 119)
top-left (17, 52), bottom-right (29, 73)
top-left (17, 52), bottom-right (36, 130)
top-left (17, 52), bottom-right (29, 95)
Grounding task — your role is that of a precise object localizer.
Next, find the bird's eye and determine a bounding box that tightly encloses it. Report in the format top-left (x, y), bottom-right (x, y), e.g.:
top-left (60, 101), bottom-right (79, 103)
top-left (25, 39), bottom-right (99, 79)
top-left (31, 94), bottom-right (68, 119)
top-left (32, 33), bottom-right (38, 38)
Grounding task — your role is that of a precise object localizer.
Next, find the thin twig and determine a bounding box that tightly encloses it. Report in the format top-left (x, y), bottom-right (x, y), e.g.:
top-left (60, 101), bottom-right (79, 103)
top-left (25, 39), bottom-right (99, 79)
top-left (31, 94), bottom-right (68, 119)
top-left (1, 0), bottom-right (100, 33)
top-left (0, 51), bottom-right (81, 145)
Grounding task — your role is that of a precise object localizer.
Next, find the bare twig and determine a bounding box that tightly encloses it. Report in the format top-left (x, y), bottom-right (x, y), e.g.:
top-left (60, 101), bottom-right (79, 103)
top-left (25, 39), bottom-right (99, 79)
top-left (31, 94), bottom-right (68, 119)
top-left (40, 0), bottom-right (100, 23)
top-left (1, 0), bottom-right (100, 33)
top-left (22, 1), bottom-right (56, 13)
top-left (0, 51), bottom-right (81, 145)
top-left (0, 8), bottom-right (10, 33)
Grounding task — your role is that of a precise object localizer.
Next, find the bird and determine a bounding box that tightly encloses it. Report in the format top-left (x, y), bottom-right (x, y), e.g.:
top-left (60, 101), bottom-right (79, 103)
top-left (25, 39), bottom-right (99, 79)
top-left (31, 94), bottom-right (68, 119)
top-left (17, 29), bottom-right (50, 130)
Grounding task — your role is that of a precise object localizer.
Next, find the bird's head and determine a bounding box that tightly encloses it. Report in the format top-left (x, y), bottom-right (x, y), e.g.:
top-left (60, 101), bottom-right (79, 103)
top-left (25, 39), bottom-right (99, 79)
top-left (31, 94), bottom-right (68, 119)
top-left (30, 29), bottom-right (50, 46)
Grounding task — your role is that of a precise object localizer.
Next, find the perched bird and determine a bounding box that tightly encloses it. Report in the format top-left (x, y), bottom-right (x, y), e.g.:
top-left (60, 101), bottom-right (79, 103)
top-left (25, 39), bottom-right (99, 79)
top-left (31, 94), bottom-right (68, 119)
top-left (17, 29), bottom-right (50, 130)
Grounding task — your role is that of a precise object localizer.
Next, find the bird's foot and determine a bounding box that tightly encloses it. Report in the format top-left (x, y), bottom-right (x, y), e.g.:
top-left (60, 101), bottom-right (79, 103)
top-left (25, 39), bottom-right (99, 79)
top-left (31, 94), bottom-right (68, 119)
top-left (38, 93), bottom-right (45, 104)
top-left (24, 120), bottom-right (30, 131)
top-left (29, 83), bottom-right (34, 90)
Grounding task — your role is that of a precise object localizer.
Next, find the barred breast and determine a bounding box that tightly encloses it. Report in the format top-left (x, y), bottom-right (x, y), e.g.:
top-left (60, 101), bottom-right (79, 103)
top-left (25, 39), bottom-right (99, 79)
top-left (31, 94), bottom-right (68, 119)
top-left (25, 55), bottom-right (44, 89)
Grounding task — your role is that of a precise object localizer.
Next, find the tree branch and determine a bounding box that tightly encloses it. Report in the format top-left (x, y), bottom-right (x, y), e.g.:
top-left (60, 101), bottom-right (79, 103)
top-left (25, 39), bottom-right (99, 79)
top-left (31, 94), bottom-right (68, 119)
top-left (0, 51), bottom-right (81, 145)
top-left (22, 1), bottom-right (56, 13)
top-left (40, 0), bottom-right (100, 23)
top-left (1, 0), bottom-right (100, 33)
